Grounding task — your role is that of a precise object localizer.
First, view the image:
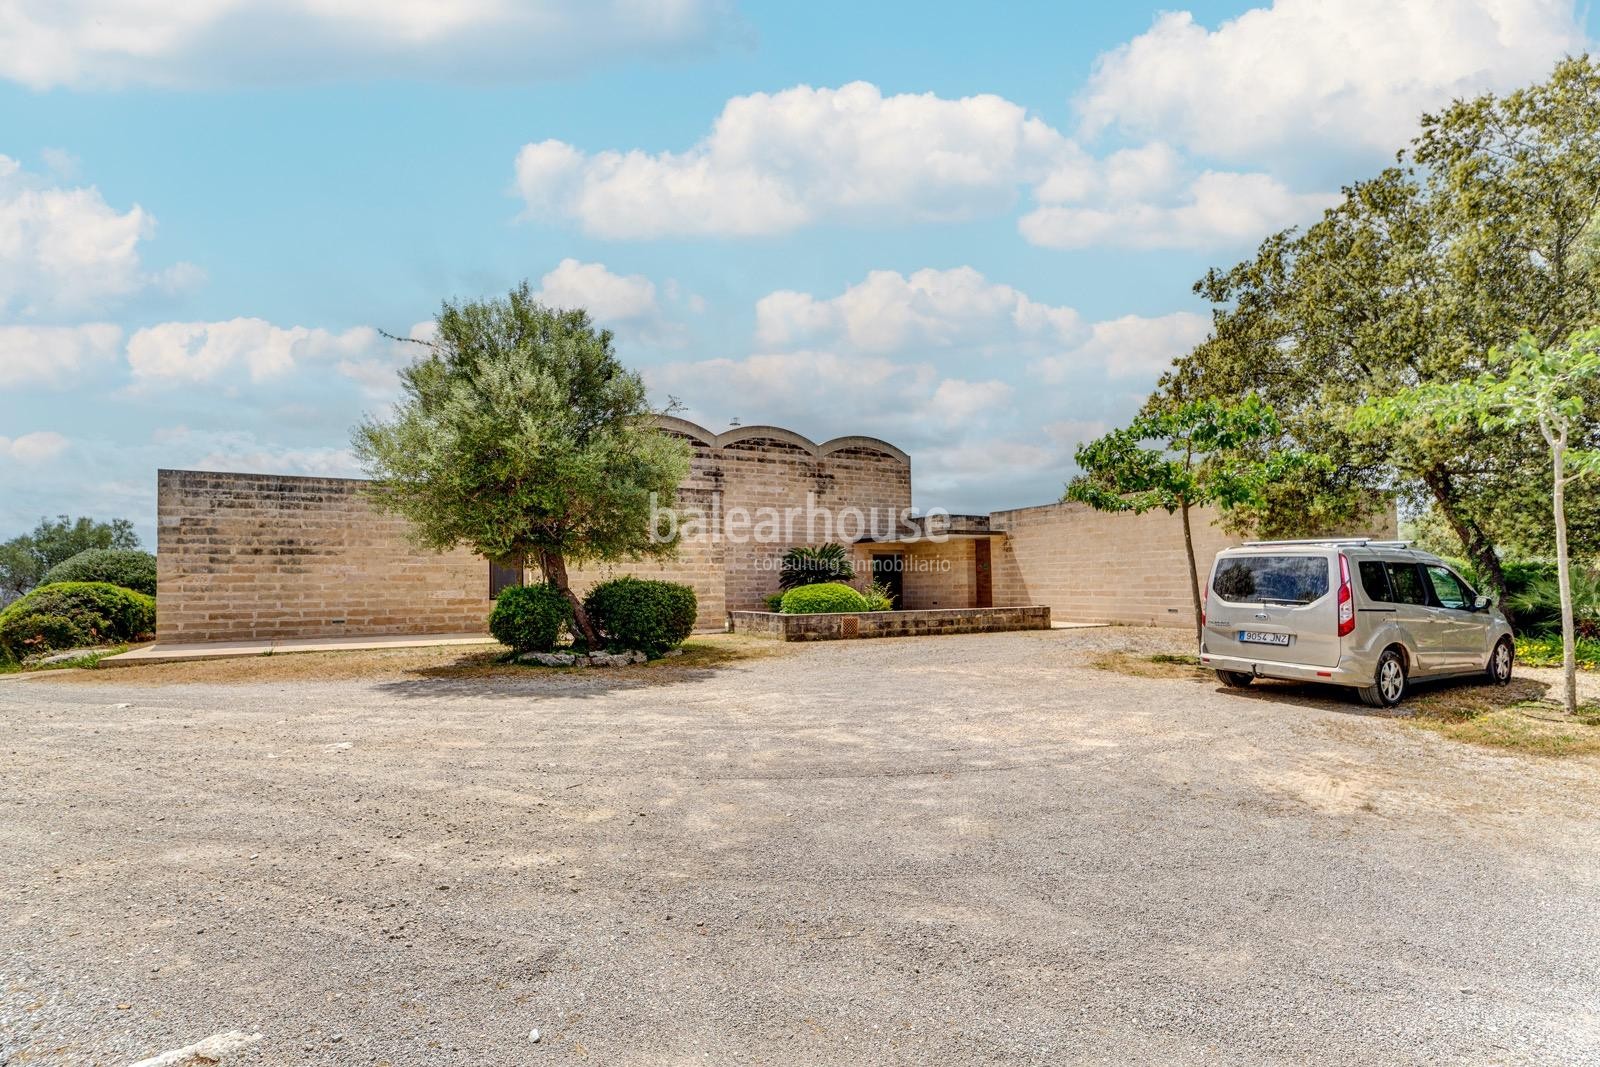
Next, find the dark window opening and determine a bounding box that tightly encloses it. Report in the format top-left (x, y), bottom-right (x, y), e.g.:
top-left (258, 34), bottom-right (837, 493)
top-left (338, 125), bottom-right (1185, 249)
top-left (1384, 563), bottom-right (1430, 606)
top-left (489, 555), bottom-right (525, 599)
top-left (1212, 555), bottom-right (1330, 605)
top-left (1358, 560), bottom-right (1393, 602)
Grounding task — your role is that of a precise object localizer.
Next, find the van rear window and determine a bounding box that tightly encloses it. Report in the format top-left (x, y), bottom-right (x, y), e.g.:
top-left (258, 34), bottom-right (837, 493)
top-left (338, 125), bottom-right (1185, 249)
top-left (1212, 555), bottom-right (1330, 605)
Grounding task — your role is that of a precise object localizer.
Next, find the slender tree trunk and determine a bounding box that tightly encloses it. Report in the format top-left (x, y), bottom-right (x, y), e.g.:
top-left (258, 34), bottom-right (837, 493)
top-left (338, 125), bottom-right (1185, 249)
top-left (1422, 467), bottom-right (1510, 617)
top-left (539, 549), bottom-right (601, 649)
top-left (1180, 499), bottom-right (1203, 647)
top-left (1551, 435), bottom-right (1578, 716)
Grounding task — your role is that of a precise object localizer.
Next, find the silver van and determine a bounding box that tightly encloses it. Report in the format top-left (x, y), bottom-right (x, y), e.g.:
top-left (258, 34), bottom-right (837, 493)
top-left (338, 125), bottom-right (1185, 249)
top-left (1199, 539), bottom-right (1515, 707)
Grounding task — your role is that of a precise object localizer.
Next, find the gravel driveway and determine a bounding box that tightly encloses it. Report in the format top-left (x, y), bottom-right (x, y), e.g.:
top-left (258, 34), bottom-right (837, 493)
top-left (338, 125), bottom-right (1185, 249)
top-left (4, 628), bottom-right (1598, 1065)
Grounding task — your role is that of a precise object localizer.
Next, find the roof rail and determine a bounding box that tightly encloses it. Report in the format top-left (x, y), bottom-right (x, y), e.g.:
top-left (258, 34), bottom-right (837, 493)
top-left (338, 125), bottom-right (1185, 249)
top-left (1240, 538), bottom-right (1415, 548)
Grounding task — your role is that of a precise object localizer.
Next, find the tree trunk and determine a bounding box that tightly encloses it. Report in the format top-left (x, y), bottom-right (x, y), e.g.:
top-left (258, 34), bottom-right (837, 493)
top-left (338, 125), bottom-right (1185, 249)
top-left (1552, 438), bottom-right (1578, 716)
top-left (1421, 468), bottom-right (1510, 615)
top-left (539, 549), bottom-right (601, 649)
top-left (1180, 499), bottom-right (1204, 647)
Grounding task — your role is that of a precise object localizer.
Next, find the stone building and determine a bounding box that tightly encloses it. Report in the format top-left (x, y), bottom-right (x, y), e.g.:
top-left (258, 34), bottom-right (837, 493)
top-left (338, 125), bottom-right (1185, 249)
top-left (154, 416), bottom-right (1393, 643)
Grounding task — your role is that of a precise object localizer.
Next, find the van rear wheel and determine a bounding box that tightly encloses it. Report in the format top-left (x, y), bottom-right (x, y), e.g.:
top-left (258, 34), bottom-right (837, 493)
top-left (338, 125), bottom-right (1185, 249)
top-left (1358, 649), bottom-right (1407, 708)
top-left (1486, 638), bottom-right (1513, 685)
top-left (1217, 670), bottom-right (1255, 688)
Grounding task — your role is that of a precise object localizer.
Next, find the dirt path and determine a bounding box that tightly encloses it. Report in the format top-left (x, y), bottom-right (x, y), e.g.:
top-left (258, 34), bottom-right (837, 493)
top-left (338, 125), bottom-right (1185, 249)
top-left (3, 630), bottom-right (1598, 1065)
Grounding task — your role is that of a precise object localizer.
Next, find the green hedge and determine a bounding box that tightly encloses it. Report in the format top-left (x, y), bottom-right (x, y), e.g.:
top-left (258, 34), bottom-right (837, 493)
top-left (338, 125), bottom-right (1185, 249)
top-left (584, 577), bottom-right (697, 657)
top-left (780, 582), bottom-right (868, 614)
top-left (0, 581), bottom-right (156, 661)
top-left (489, 584), bottom-right (570, 653)
top-left (40, 548), bottom-right (158, 595)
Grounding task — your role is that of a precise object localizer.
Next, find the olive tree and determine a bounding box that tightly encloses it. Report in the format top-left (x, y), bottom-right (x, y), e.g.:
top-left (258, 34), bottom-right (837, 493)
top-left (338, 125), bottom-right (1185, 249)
top-left (354, 283), bottom-right (691, 647)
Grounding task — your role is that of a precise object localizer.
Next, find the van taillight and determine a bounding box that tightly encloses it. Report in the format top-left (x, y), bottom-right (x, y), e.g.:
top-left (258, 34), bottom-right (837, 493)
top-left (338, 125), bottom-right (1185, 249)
top-left (1337, 554), bottom-right (1355, 637)
top-left (1201, 581), bottom-right (1207, 626)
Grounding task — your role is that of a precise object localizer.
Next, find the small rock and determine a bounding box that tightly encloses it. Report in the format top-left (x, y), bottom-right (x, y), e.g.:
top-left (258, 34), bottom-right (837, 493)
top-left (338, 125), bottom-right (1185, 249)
top-left (529, 1028), bottom-right (541, 1044)
top-left (662, 648), bottom-right (684, 657)
top-left (519, 651), bottom-right (577, 667)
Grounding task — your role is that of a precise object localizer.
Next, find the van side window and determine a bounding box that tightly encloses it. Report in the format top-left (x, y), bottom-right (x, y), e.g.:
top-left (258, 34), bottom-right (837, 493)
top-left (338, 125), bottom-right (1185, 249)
top-left (1424, 565), bottom-right (1468, 610)
top-left (1358, 560), bottom-right (1393, 602)
top-left (1385, 563), bottom-right (1430, 605)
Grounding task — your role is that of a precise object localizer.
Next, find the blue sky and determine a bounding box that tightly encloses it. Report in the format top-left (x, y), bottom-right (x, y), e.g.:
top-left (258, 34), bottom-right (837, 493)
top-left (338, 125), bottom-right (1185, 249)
top-left (2, 0), bottom-right (1597, 543)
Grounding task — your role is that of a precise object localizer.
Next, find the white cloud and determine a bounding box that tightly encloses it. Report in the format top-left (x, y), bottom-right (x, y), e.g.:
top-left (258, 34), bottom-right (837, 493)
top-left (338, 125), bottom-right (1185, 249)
top-left (0, 155), bottom-right (198, 316)
top-left (534, 258), bottom-right (660, 322)
top-left (0, 323), bottom-right (122, 387)
top-left (0, 430), bottom-right (69, 462)
top-left (0, 0), bottom-right (737, 90)
top-left (152, 426), bottom-right (363, 479)
top-left (1032, 311), bottom-right (1211, 381)
top-left (125, 317), bottom-right (385, 386)
top-left (516, 81), bottom-right (1071, 238)
top-left (755, 266), bottom-right (1083, 352)
top-left (1077, 0), bottom-right (1587, 161)
top-left (513, 82), bottom-right (1338, 249)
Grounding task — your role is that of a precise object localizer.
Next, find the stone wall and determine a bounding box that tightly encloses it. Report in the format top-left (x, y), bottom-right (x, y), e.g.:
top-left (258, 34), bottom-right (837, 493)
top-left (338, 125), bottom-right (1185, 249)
top-left (729, 605), bottom-right (1051, 641)
top-left (156, 470), bottom-right (491, 642)
top-left (157, 419), bottom-right (911, 642)
top-left (986, 501), bottom-right (1398, 627)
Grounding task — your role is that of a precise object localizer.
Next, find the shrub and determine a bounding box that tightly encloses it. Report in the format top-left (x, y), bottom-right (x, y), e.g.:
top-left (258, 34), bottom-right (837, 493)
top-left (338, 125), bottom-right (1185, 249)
top-left (0, 581), bottom-right (156, 661)
top-left (781, 582), bottom-right (868, 614)
top-left (764, 591), bottom-right (786, 612)
top-left (584, 577), bottom-right (697, 657)
top-left (40, 548), bottom-right (158, 595)
top-left (489, 583), bottom-right (570, 653)
top-left (778, 543), bottom-right (855, 590)
top-left (1504, 565), bottom-right (1600, 638)
top-left (862, 581), bottom-right (894, 612)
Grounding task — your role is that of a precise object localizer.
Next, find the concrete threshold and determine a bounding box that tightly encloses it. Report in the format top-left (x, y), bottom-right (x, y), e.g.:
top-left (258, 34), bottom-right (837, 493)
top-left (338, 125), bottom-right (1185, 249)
top-left (1051, 621), bottom-right (1110, 630)
top-left (101, 632), bottom-right (499, 666)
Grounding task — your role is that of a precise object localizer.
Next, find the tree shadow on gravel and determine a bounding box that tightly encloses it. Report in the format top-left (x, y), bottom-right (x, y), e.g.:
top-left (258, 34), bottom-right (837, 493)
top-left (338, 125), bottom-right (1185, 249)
top-left (369, 638), bottom-right (783, 701)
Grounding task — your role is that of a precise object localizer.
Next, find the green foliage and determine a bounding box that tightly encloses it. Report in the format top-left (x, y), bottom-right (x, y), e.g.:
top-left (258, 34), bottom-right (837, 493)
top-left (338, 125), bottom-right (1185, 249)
top-left (778, 543), bottom-right (855, 590)
top-left (861, 581), bottom-right (894, 612)
top-left (583, 577), bottom-right (697, 657)
top-left (0, 581), bottom-right (156, 661)
top-left (1160, 57), bottom-right (1600, 592)
top-left (1517, 634), bottom-right (1600, 670)
top-left (0, 515), bottom-right (140, 604)
top-left (780, 582), bottom-right (868, 614)
top-left (1505, 567), bottom-right (1600, 639)
top-left (353, 282), bottom-right (692, 645)
top-left (764, 591), bottom-right (786, 612)
top-left (488, 583), bottom-right (570, 653)
top-left (1066, 394), bottom-right (1304, 519)
top-left (40, 548), bottom-right (157, 595)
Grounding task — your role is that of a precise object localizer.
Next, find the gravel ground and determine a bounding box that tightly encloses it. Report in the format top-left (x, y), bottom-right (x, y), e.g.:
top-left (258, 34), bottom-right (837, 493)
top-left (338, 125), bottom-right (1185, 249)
top-left (3, 627), bottom-right (1598, 1066)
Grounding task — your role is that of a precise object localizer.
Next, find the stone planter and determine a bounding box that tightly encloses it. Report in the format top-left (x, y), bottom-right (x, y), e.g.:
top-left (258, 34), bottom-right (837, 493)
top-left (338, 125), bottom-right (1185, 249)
top-left (728, 605), bottom-right (1050, 641)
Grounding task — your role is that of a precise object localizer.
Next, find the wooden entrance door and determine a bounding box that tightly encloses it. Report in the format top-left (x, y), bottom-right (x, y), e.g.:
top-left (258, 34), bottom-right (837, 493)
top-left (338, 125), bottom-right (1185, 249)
top-left (974, 539), bottom-right (993, 608)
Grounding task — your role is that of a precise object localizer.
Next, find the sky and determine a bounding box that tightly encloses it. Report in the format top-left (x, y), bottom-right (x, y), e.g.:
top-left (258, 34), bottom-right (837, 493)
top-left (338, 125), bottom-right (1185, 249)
top-left (2, 0), bottom-right (1597, 544)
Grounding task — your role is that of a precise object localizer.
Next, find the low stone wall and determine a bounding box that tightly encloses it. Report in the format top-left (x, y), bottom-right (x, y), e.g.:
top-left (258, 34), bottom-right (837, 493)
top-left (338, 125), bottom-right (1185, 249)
top-left (729, 605), bottom-right (1050, 642)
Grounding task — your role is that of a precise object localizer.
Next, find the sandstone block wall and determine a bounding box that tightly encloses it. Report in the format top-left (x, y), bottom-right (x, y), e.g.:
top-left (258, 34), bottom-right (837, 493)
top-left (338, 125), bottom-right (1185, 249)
top-left (729, 605), bottom-right (1050, 641)
top-left (157, 419), bottom-right (912, 643)
top-left (986, 500), bottom-right (1398, 627)
top-left (156, 470), bottom-right (491, 642)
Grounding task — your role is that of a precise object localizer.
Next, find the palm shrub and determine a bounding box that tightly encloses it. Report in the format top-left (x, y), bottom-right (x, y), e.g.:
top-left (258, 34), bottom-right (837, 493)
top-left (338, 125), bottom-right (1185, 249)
top-left (583, 577), bottom-right (697, 657)
top-left (862, 581), bottom-right (894, 612)
top-left (1507, 565), bottom-right (1600, 638)
top-left (780, 582), bottom-right (868, 614)
top-left (0, 581), bottom-right (156, 661)
top-left (40, 548), bottom-right (158, 595)
top-left (489, 584), bottom-right (570, 653)
top-left (778, 543), bottom-right (855, 590)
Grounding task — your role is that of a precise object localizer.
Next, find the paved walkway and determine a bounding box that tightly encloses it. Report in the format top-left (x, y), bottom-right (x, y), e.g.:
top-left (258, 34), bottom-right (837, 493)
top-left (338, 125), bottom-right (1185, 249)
top-left (101, 632), bottom-right (498, 665)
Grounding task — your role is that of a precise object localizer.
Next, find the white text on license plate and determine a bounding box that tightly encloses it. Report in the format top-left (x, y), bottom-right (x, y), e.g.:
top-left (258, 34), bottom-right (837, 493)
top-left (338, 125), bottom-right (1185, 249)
top-left (1240, 630), bottom-right (1290, 646)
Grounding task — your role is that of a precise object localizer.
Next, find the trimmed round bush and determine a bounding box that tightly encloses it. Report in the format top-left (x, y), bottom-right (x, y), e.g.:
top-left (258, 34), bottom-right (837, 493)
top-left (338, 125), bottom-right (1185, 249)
top-left (780, 582), bottom-right (868, 614)
top-left (583, 577), bottom-right (697, 657)
top-left (40, 548), bottom-right (158, 595)
top-left (489, 583), bottom-right (570, 653)
top-left (0, 581), bottom-right (157, 661)
top-left (764, 591), bottom-right (786, 612)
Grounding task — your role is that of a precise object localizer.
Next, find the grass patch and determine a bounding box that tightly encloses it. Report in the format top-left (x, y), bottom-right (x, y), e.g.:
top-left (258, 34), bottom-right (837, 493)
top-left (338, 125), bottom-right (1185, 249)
top-left (0, 645), bottom-right (129, 675)
top-left (1404, 679), bottom-right (1600, 757)
top-left (1090, 650), bottom-right (1211, 681)
top-left (1515, 634), bottom-right (1600, 670)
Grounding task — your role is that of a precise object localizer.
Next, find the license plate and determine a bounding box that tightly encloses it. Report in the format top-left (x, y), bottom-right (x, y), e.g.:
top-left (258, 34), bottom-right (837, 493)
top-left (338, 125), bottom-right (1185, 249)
top-left (1239, 630), bottom-right (1290, 646)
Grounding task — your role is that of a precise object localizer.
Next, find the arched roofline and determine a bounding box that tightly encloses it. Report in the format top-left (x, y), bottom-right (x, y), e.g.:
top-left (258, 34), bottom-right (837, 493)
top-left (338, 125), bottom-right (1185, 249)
top-left (650, 416), bottom-right (908, 465)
